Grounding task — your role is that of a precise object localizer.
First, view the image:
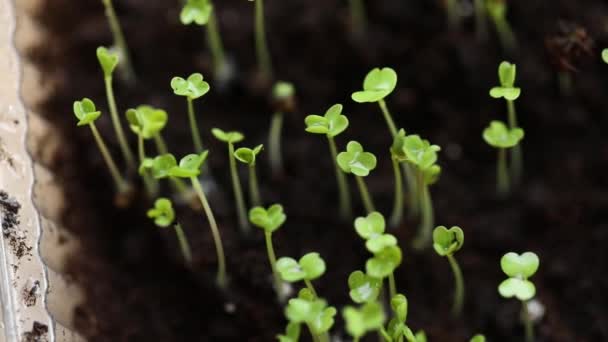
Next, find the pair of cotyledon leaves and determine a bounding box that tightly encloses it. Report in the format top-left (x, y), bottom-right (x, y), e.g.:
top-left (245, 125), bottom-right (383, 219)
top-left (483, 121), bottom-right (524, 148)
top-left (171, 73), bottom-right (211, 99)
top-left (147, 198), bottom-right (175, 228)
top-left (343, 301), bottom-right (385, 339)
top-left (141, 152), bottom-right (208, 179)
top-left (276, 252), bottom-right (326, 282)
top-left (304, 104), bottom-right (349, 138)
top-left (432, 226), bottom-right (464, 257)
top-left (180, 0), bottom-right (213, 26)
top-left (498, 252), bottom-right (540, 301)
top-left (211, 128), bottom-right (244, 144)
top-left (351, 67), bottom-right (398, 103)
top-left (337, 141), bottom-right (377, 177)
top-left (489, 61), bottom-right (521, 101)
top-left (285, 289), bottom-right (336, 335)
top-left (354, 212), bottom-right (402, 279)
top-left (249, 204), bottom-right (286, 233)
top-left (126, 105), bottom-right (168, 139)
top-left (73, 98), bottom-right (101, 126)
top-left (235, 144), bottom-right (263, 166)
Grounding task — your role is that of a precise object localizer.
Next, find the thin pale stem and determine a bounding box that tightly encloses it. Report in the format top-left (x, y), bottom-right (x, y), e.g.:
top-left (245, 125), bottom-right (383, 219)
top-left (269, 111), bottom-right (284, 176)
top-left (254, 0), bottom-right (273, 79)
top-left (153, 134), bottom-right (168, 154)
top-left (174, 223), bottom-right (193, 264)
top-left (137, 134), bottom-right (158, 197)
top-left (187, 97), bottom-right (204, 153)
top-left (307, 325), bottom-right (321, 342)
top-left (447, 254), bottom-right (464, 317)
top-left (90, 123), bottom-right (128, 193)
top-left (249, 164), bottom-right (262, 207)
top-left (403, 162), bottom-right (419, 218)
top-left (507, 100), bottom-right (522, 185)
top-left (413, 171), bottom-right (434, 249)
top-left (378, 99), bottom-right (398, 137)
top-left (328, 136), bottom-right (352, 220)
top-left (497, 148), bottom-right (509, 196)
top-left (229, 143), bottom-right (250, 233)
top-left (355, 176), bottom-right (375, 213)
top-left (304, 279), bottom-right (318, 298)
top-left (206, 9), bottom-right (227, 78)
top-left (388, 272), bottom-right (397, 300)
top-left (389, 158), bottom-right (404, 227)
top-left (101, 0), bottom-right (135, 82)
top-left (474, 0), bottom-right (487, 40)
top-left (190, 176), bottom-right (227, 288)
top-left (446, 0), bottom-right (459, 30)
top-left (264, 232), bottom-right (282, 298)
top-left (348, 0), bottom-right (367, 34)
top-left (494, 18), bottom-right (517, 53)
top-left (104, 76), bottom-right (135, 171)
top-left (522, 300), bottom-right (535, 342)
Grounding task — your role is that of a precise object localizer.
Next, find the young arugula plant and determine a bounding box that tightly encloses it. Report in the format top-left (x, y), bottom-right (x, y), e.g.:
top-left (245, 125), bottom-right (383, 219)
top-left (171, 73), bottom-right (211, 153)
top-left (235, 144), bottom-right (264, 206)
top-left (304, 103), bottom-right (352, 220)
top-left (97, 47), bottom-right (136, 171)
top-left (347, 270), bottom-right (381, 304)
top-left (352, 67), bottom-right (399, 137)
top-left (337, 141), bottom-right (377, 214)
top-left (348, 0), bottom-right (367, 35)
top-left (249, 204), bottom-right (287, 299)
top-left (126, 107), bottom-right (163, 197)
top-left (343, 301), bottom-right (385, 342)
top-left (151, 152), bottom-right (227, 287)
top-left (498, 252), bottom-right (540, 342)
top-left (470, 334), bottom-right (486, 342)
top-left (73, 98), bottom-right (130, 199)
top-left (269, 81), bottom-right (296, 177)
top-left (385, 294), bottom-right (425, 342)
top-left (483, 120), bottom-right (524, 196)
top-left (486, 0), bottom-right (517, 53)
top-left (433, 226), bottom-right (465, 316)
top-left (490, 61), bottom-right (523, 184)
top-left (276, 252), bottom-right (326, 298)
top-left (180, 0), bottom-right (229, 81)
top-left (100, 0), bottom-right (135, 82)
top-left (147, 198), bottom-right (192, 264)
top-left (285, 289), bottom-right (336, 342)
top-left (250, 0), bottom-right (273, 80)
top-left (212, 128), bottom-right (249, 233)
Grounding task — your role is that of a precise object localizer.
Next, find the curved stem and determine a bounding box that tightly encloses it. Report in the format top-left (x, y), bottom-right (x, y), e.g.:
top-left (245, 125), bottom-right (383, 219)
top-left (494, 18), bottom-right (517, 53)
top-left (101, 0), bottom-right (135, 82)
top-left (522, 300), bottom-right (535, 342)
top-left (187, 97), bottom-right (204, 153)
top-left (190, 176), bottom-right (227, 288)
top-left (153, 133), bottom-right (168, 155)
top-left (254, 0), bottom-right (273, 79)
top-left (265, 232), bottom-right (282, 298)
top-left (348, 0), bottom-right (367, 34)
top-left (249, 164), bottom-right (262, 207)
top-left (328, 136), bottom-right (352, 220)
top-left (378, 99), bottom-right (397, 137)
top-left (389, 158), bottom-right (404, 227)
top-left (103, 76), bottom-right (135, 171)
top-left (355, 176), bottom-right (375, 213)
top-left (229, 143), bottom-right (250, 233)
top-left (206, 9), bottom-right (227, 78)
top-left (89, 123), bottom-right (128, 193)
top-left (304, 279), bottom-right (318, 298)
top-left (507, 100), bottom-right (522, 185)
top-left (497, 148), bottom-right (509, 196)
top-left (269, 111), bottom-right (284, 176)
top-left (388, 272), bottom-right (397, 300)
top-left (413, 172), bottom-right (433, 250)
top-left (137, 134), bottom-right (158, 197)
top-left (403, 163), bottom-right (419, 218)
top-left (174, 223), bottom-right (193, 264)
top-left (446, 254), bottom-right (464, 317)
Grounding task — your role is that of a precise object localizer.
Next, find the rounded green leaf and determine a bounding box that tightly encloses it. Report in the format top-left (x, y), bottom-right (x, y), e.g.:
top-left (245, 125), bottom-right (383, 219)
top-left (273, 81), bottom-right (295, 100)
top-left (423, 164), bottom-right (441, 185)
top-left (277, 257), bottom-right (306, 282)
top-left (347, 271), bottom-right (381, 303)
top-left (304, 115), bottom-right (328, 135)
top-left (277, 322), bottom-right (301, 342)
top-left (366, 245), bottom-right (402, 279)
top-left (432, 226), bottom-right (464, 256)
top-left (234, 144), bottom-right (263, 165)
top-left (299, 252), bottom-right (326, 280)
top-left (304, 104), bottom-right (349, 137)
top-left (500, 252), bottom-right (540, 278)
top-left (602, 49), bottom-right (608, 64)
top-left (498, 61), bottom-right (517, 87)
top-left (390, 294), bottom-right (408, 323)
top-left (139, 157), bottom-right (154, 176)
top-left (130, 105), bottom-right (168, 139)
top-left (343, 306), bottom-right (365, 338)
top-left (489, 86), bottom-right (521, 101)
top-left (351, 67), bottom-right (398, 103)
top-left (248, 204), bottom-right (286, 233)
top-left (402, 135), bottom-right (441, 170)
top-left (354, 211), bottom-right (386, 239)
top-left (336, 141), bottom-right (377, 176)
top-left (147, 198), bottom-right (175, 228)
top-left (211, 128), bottom-right (244, 144)
top-left (498, 278), bottom-right (536, 301)
top-left (96, 46), bottom-right (118, 78)
top-left (170, 73), bottom-right (210, 99)
top-left (483, 121), bottom-right (525, 148)
top-left (343, 302), bottom-right (385, 339)
top-left (366, 234), bottom-right (398, 253)
top-left (180, 0), bottom-right (213, 25)
top-left (470, 334), bottom-right (486, 342)
top-left (168, 151), bottom-right (209, 178)
top-left (151, 154), bottom-right (178, 179)
top-left (309, 305), bottom-right (337, 335)
top-left (285, 298), bottom-right (313, 323)
top-left (73, 98), bottom-right (101, 126)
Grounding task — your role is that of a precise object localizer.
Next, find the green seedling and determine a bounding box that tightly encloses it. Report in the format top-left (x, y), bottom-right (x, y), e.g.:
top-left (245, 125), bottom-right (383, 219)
top-left (470, 334), bottom-right (486, 342)
top-left (249, 204), bottom-right (287, 300)
top-left (385, 294), bottom-right (421, 342)
top-left (97, 47), bottom-right (136, 171)
top-left (486, 0), bottom-right (517, 53)
top-left (498, 252), bottom-right (540, 342)
top-left (337, 141), bottom-right (377, 213)
top-left (483, 120), bottom-right (524, 196)
top-left (305, 103), bottom-right (352, 219)
top-left (235, 144), bottom-right (264, 206)
top-left (180, 0), bottom-right (228, 80)
top-left (276, 252), bottom-right (326, 298)
top-left (366, 245), bottom-right (402, 299)
top-left (212, 128), bottom-right (249, 233)
top-left (126, 107), bottom-right (162, 197)
top-left (73, 98), bottom-right (130, 196)
top-left (250, 0), bottom-right (273, 80)
top-left (490, 61), bottom-right (523, 184)
top-left (152, 152), bottom-right (227, 287)
top-left (147, 198), bottom-right (192, 264)
top-left (348, 270), bottom-right (381, 304)
top-left (343, 301), bottom-right (386, 342)
top-left (433, 226), bottom-right (465, 316)
top-left (352, 67), bottom-right (399, 137)
top-left (348, 0), bottom-right (367, 35)
top-left (285, 294), bottom-right (336, 342)
top-left (171, 73), bottom-right (211, 153)
top-left (269, 81), bottom-right (296, 177)
top-left (277, 322), bottom-right (301, 342)
top-left (100, 0), bottom-right (135, 82)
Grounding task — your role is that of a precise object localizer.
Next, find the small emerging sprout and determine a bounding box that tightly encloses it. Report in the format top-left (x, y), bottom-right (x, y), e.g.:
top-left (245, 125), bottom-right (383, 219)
top-left (249, 204), bottom-right (287, 300)
top-left (100, 0), bottom-right (135, 82)
top-left (147, 198), bottom-right (192, 264)
top-left (483, 120), bottom-right (524, 196)
top-left (386, 294), bottom-right (423, 342)
top-left (269, 81), bottom-right (296, 178)
top-left (235, 144), bottom-right (264, 206)
top-left (305, 104), bottom-right (352, 220)
top-left (432, 226), bottom-right (465, 316)
top-left (343, 301), bottom-right (386, 342)
top-left (351, 67), bottom-right (399, 137)
top-left (285, 292), bottom-right (336, 341)
top-left (250, 0), bottom-right (273, 80)
top-left (486, 0), bottom-right (517, 53)
top-left (171, 73), bottom-right (211, 153)
top-left (337, 141), bottom-right (377, 213)
top-left (276, 252), bottom-right (326, 298)
top-left (498, 252), bottom-right (540, 342)
top-left (97, 47), bottom-right (136, 172)
top-left (126, 107), bottom-right (161, 197)
top-left (212, 128), bottom-right (249, 233)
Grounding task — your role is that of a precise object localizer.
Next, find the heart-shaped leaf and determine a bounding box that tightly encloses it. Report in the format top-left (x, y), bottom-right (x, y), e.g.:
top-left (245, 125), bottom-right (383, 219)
top-left (276, 252), bottom-right (326, 282)
top-left (498, 277), bottom-right (536, 301)
top-left (180, 0), bottom-right (213, 25)
top-left (73, 98), bottom-right (101, 126)
top-left (402, 135), bottom-right (441, 170)
top-left (470, 334), bottom-right (486, 342)
top-left (343, 302), bottom-right (385, 339)
top-left (212, 128), bottom-right (244, 144)
top-left (234, 144), bottom-right (263, 165)
top-left (126, 105), bottom-right (168, 139)
top-left (348, 271), bottom-right (381, 303)
top-left (167, 151), bottom-right (209, 178)
top-left (309, 305), bottom-right (337, 335)
top-left (299, 252), bottom-right (326, 280)
top-left (276, 257), bottom-right (306, 282)
top-left (96, 46), bottom-right (119, 77)
top-left (147, 198), bottom-right (175, 228)
top-left (366, 234), bottom-right (397, 253)
top-left (336, 141), bottom-right (377, 176)
top-left (432, 226), bottom-right (464, 256)
top-left (171, 73), bottom-right (210, 99)
top-left (391, 294), bottom-right (408, 323)
top-left (304, 104), bottom-right (349, 137)
top-left (483, 120), bottom-right (525, 148)
top-left (354, 212), bottom-right (385, 239)
top-left (489, 86), bottom-right (521, 101)
top-left (351, 67), bottom-right (398, 103)
top-left (151, 154), bottom-right (178, 179)
top-left (500, 252), bottom-right (539, 278)
top-left (498, 61), bottom-right (517, 87)
top-left (366, 245), bottom-right (402, 279)
top-left (249, 204), bottom-right (286, 233)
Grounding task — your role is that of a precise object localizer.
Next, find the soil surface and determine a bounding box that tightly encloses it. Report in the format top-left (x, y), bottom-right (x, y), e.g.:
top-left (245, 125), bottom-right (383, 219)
top-left (21, 0), bottom-right (608, 341)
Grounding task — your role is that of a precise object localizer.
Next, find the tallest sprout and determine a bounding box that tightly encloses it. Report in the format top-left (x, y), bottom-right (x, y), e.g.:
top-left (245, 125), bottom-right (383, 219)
top-left (100, 0), bottom-right (135, 82)
top-left (351, 67), bottom-right (399, 137)
top-left (171, 73), bottom-right (210, 153)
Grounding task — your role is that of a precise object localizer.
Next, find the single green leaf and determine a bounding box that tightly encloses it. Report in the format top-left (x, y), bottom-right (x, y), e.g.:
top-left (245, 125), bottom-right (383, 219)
top-left (470, 334), bottom-right (486, 342)
top-left (483, 121), bottom-right (525, 148)
top-left (96, 46), bottom-right (118, 78)
top-left (354, 211), bottom-right (386, 239)
top-left (498, 61), bottom-right (517, 87)
top-left (285, 298), bottom-right (313, 323)
top-left (500, 252), bottom-right (540, 278)
top-left (299, 252), bottom-right (326, 280)
top-left (171, 73), bottom-right (210, 99)
top-left (498, 278), bottom-right (536, 301)
top-left (147, 198), bottom-right (175, 228)
top-left (402, 135), bottom-right (441, 170)
top-left (422, 164), bottom-right (441, 185)
top-left (366, 234), bottom-right (398, 253)
top-left (309, 305), bottom-right (337, 335)
top-left (602, 49), bottom-right (608, 64)
top-left (336, 141), bottom-right (377, 176)
top-left (249, 204), bottom-right (286, 233)
top-left (304, 104), bottom-right (349, 138)
top-left (180, 0), bottom-right (213, 25)
top-left (347, 271), bottom-right (381, 303)
top-left (351, 67), bottom-right (398, 103)
top-left (234, 144), bottom-right (263, 165)
top-left (415, 330), bottom-right (427, 342)
top-left (273, 81), bottom-right (295, 100)
top-left (297, 288), bottom-right (316, 301)
top-left (489, 86), bottom-right (521, 101)
top-left (366, 245), bottom-right (402, 279)
top-left (167, 151), bottom-right (209, 178)
top-left (343, 302), bottom-right (385, 339)
top-left (276, 257), bottom-right (306, 282)
top-left (211, 128), bottom-right (244, 144)
top-left (73, 98), bottom-right (101, 126)
top-left (432, 226), bottom-right (464, 256)
top-left (343, 306), bottom-right (365, 338)
top-left (391, 294), bottom-right (408, 323)
top-left (151, 154), bottom-right (178, 179)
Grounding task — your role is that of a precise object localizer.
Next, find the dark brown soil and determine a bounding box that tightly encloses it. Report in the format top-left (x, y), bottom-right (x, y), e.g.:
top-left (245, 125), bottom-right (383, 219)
top-left (21, 0), bottom-right (608, 341)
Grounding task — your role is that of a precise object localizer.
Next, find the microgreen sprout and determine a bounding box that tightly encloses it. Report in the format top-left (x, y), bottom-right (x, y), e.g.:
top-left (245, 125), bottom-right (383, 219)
top-left (180, 0), bottom-right (228, 80)
top-left (389, 129), bottom-right (406, 227)
top-left (347, 270), bottom-right (381, 304)
top-left (235, 144), bottom-right (264, 206)
top-left (348, 0), bottom-right (367, 35)
top-left (337, 141), bottom-right (377, 213)
top-left (212, 128), bottom-right (249, 233)
top-left (147, 198), bottom-right (192, 264)
top-left (73, 98), bottom-right (130, 196)
top-left (470, 334), bottom-right (486, 342)
top-left (249, 204), bottom-right (287, 300)
top-left (305, 104), bottom-right (352, 219)
top-left (276, 252), bottom-right (326, 298)
top-left (100, 0), bottom-right (135, 82)
top-left (277, 322), bottom-right (301, 342)
top-left (285, 292), bottom-right (336, 342)
top-left (171, 73), bottom-right (211, 153)
top-left (486, 0), bottom-right (517, 53)
top-left (97, 47), bottom-right (136, 171)
top-left (269, 81), bottom-right (296, 177)
top-left (152, 152), bottom-right (227, 287)
top-left (385, 294), bottom-right (422, 342)
top-left (126, 107), bottom-right (161, 197)
top-left (343, 301), bottom-right (386, 342)
top-left (432, 226), bottom-right (465, 316)
top-left (250, 0), bottom-right (273, 80)
top-left (351, 67), bottom-right (398, 137)
top-left (498, 252), bottom-right (540, 342)
top-left (483, 120), bottom-right (524, 196)
top-left (490, 61), bottom-right (523, 184)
